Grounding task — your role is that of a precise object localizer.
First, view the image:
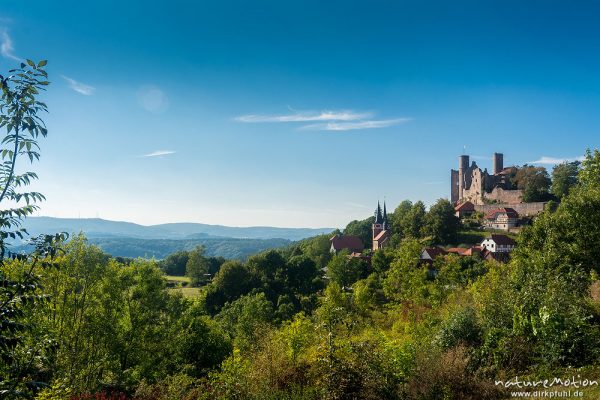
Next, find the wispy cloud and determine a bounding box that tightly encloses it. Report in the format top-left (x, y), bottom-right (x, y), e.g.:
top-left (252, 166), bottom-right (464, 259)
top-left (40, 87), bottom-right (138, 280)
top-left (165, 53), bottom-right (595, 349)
top-left (301, 118), bottom-right (411, 131)
top-left (140, 150), bottom-right (176, 158)
top-left (236, 108), bottom-right (411, 131)
top-left (61, 75), bottom-right (95, 96)
top-left (528, 156), bottom-right (584, 165)
top-left (236, 110), bottom-right (372, 123)
top-left (1, 28), bottom-right (21, 61)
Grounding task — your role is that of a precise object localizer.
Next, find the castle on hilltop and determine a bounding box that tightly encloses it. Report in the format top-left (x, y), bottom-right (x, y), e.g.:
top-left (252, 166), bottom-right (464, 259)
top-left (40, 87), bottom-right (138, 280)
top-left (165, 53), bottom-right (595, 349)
top-left (451, 152), bottom-right (523, 205)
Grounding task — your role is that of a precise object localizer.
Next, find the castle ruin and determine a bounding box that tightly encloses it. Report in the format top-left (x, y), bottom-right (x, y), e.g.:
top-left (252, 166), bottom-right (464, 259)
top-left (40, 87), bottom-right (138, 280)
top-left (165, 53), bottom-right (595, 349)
top-left (451, 152), bottom-right (523, 205)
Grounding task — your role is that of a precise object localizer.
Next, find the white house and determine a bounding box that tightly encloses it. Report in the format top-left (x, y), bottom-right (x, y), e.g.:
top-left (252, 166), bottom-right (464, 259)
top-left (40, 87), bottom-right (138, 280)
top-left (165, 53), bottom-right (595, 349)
top-left (481, 234), bottom-right (517, 253)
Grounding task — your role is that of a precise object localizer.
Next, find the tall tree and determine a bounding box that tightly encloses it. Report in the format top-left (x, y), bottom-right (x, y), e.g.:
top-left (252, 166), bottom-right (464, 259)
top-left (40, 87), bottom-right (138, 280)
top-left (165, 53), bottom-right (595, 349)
top-left (423, 199), bottom-right (460, 244)
top-left (186, 245), bottom-right (210, 286)
top-left (390, 200), bottom-right (413, 237)
top-left (402, 201), bottom-right (426, 238)
top-left (0, 60), bottom-right (67, 398)
top-left (551, 161), bottom-right (580, 199)
top-left (512, 165), bottom-right (551, 202)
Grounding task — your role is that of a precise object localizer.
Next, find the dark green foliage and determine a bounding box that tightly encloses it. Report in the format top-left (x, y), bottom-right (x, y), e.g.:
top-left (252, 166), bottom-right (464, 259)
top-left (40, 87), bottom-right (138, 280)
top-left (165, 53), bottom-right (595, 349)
top-left (177, 306), bottom-right (232, 377)
top-left (326, 250), bottom-right (368, 288)
top-left (286, 255), bottom-right (323, 295)
top-left (423, 198), bottom-right (460, 244)
top-left (159, 249), bottom-right (188, 275)
top-left (205, 260), bottom-right (256, 314)
top-left (512, 165), bottom-right (552, 202)
top-left (84, 236), bottom-right (291, 260)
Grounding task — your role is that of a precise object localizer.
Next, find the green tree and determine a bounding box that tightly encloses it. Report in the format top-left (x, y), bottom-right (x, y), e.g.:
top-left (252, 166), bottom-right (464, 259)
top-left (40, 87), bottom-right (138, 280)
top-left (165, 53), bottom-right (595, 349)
top-left (204, 260), bottom-right (256, 314)
top-left (186, 245), bottom-right (209, 286)
top-left (382, 239), bottom-right (427, 302)
top-left (285, 254), bottom-right (321, 295)
top-left (512, 165), bottom-right (551, 202)
top-left (551, 161), bottom-right (580, 199)
top-left (423, 198), bottom-right (460, 244)
top-left (579, 148), bottom-right (600, 188)
top-left (159, 249), bottom-right (189, 276)
top-left (326, 250), bottom-right (368, 288)
top-left (0, 60), bottom-right (67, 398)
top-left (216, 292), bottom-right (274, 351)
top-left (390, 199), bottom-right (413, 237)
top-left (402, 201), bottom-right (426, 238)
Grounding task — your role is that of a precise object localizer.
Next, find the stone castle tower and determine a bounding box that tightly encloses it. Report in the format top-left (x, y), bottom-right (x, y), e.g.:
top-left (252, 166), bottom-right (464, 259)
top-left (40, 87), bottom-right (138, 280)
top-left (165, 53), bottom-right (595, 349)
top-left (451, 152), bottom-right (523, 205)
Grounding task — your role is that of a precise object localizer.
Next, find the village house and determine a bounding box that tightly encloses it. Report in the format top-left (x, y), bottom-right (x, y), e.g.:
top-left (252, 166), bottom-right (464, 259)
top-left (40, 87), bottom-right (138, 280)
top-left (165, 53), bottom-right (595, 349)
top-left (481, 234), bottom-right (517, 253)
top-left (454, 201), bottom-right (475, 218)
top-left (420, 247), bottom-right (448, 264)
top-left (484, 207), bottom-right (519, 230)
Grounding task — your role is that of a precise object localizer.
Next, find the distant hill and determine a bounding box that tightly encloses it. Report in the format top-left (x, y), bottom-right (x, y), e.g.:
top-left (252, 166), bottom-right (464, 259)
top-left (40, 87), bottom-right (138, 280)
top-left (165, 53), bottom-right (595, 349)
top-left (87, 237), bottom-right (292, 260)
top-left (21, 217), bottom-right (335, 241)
top-left (13, 217), bottom-right (335, 260)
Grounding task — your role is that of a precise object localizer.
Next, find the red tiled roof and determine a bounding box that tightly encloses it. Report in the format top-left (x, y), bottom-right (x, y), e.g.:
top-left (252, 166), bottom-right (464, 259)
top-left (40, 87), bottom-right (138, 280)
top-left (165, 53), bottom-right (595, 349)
top-left (374, 230), bottom-right (390, 241)
top-left (423, 247), bottom-right (447, 259)
top-left (447, 246), bottom-right (483, 256)
top-left (484, 207), bottom-right (519, 220)
top-left (455, 201), bottom-right (475, 212)
top-left (447, 247), bottom-right (469, 255)
top-left (330, 235), bottom-right (364, 252)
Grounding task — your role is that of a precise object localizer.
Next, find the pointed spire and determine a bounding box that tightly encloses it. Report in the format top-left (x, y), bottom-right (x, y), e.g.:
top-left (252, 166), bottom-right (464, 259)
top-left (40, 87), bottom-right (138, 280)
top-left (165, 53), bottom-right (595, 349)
top-left (383, 201), bottom-right (388, 227)
top-left (375, 201), bottom-right (383, 223)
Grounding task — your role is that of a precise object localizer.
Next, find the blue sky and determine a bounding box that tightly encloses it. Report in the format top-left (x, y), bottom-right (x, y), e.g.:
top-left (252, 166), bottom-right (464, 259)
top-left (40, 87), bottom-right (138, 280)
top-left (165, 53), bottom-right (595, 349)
top-left (1, 0), bottom-right (598, 228)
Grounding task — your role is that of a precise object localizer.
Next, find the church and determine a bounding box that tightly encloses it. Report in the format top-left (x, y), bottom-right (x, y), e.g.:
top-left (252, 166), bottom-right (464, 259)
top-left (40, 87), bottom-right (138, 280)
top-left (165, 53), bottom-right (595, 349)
top-left (372, 201), bottom-right (391, 251)
top-left (329, 201), bottom-right (392, 255)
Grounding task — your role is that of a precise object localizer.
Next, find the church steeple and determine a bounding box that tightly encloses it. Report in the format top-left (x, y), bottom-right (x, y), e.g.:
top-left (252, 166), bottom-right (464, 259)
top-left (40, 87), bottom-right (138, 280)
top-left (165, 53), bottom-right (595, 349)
top-left (383, 201), bottom-right (388, 228)
top-left (374, 201), bottom-right (383, 224)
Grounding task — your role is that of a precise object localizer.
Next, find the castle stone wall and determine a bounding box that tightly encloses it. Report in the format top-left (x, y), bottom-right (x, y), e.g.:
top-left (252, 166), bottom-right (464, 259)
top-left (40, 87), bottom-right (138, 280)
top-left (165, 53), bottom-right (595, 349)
top-left (485, 187), bottom-right (523, 204)
top-left (474, 202), bottom-right (546, 217)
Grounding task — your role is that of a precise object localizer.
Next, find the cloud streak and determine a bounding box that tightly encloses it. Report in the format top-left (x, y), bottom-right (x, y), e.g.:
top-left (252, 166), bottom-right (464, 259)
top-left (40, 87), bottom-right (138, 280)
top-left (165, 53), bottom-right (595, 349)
top-left (528, 156), bottom-right (584, 165)
top-left (236, 109), bottom-right (411, 131)
top-left (1, 29), bottom-right (21, 61)
top-left (140, 150), bottom-right (176, 158)
top-left (301, 118), bottom-right (411, 131)
top-left (236, 110), bottom-right (372, 123)
top-left (62, 75), bottom-right (95, 96)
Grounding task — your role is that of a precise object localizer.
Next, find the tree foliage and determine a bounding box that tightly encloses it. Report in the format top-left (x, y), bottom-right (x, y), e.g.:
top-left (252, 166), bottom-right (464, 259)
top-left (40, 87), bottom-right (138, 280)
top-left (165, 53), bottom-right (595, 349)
top-left (422, 198), bottom-right (460, 244)
top-left (551, 160), bottom-right (580, 199)
top-left (512, 165), bottom-right (552, 202)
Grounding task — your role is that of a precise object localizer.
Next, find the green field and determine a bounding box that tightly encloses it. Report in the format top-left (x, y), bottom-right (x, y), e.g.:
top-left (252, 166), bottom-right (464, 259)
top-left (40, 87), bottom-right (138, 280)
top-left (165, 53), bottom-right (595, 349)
top-left (170, 287), bottom-right (202, 298)
top-left (164, 275), bottom-right (191, 284)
